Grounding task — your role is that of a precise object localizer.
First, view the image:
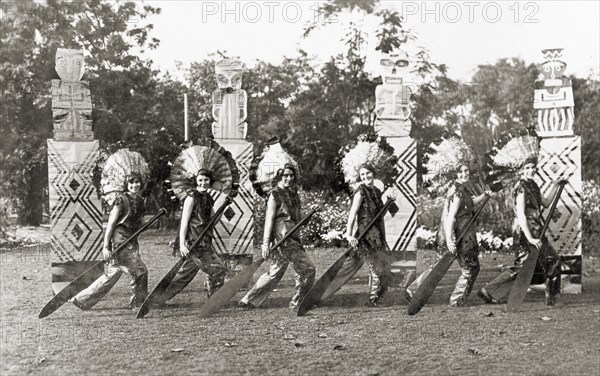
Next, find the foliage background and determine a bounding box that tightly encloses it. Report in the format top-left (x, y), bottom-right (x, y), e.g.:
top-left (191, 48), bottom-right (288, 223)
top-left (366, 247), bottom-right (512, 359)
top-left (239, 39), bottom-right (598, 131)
top-left (1, 0), bottom-right (598, 254)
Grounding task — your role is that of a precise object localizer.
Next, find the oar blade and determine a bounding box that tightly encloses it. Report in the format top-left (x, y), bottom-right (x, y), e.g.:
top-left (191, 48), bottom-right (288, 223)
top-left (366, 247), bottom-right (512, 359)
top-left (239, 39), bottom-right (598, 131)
top-left (136, 257), bottom-right (186, 319)
top-left (38, 261), bottom-right (104, 319)
top-left (297, 249), bottom-right (352, 316)
top-left (197, 258), bottom-right (265, 318)
top-left (506, 247), bottom-right (540, 313)
top-left (407, 253), bottom-right (456, 315)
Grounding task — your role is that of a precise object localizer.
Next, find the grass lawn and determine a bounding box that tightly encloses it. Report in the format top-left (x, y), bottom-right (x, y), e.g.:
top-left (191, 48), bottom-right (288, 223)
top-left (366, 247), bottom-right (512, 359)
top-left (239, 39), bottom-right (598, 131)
top-left (1, 230), bottom-right (599, 375)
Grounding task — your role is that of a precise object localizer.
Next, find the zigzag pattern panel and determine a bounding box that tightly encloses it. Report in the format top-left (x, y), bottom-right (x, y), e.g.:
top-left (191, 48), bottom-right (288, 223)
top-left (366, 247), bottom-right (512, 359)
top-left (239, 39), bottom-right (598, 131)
top-left (536, 137), bottom-right (582, 256)
top-left (47, 140), bottom-right (103, 262)
top-left (380, 135), bottom-right (417, 268)
top-left (211, 140), bottom-right (254, 255)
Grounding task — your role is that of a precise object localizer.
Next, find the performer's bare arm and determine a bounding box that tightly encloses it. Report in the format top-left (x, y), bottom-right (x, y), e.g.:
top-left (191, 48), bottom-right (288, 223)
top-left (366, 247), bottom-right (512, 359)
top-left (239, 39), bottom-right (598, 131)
top-left (344, 191), bottom-right (363, 248)
top-left (262, 194), bottom-right (277, 259)
top-left (102, 204), bottom-right (121, 261)
top-left (472, 190), bottom-right (492, 206)
top-left (516, 191), bottom-right (542, 249)
top-left (445, 195), bottom-right (461, 255)
top-left (179, 196), bottom-right (194, 257)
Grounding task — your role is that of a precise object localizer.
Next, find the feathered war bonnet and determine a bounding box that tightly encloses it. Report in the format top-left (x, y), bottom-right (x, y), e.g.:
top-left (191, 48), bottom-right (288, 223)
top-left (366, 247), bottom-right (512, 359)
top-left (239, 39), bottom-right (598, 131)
top-left (101, 149), bottom-right (150, 206)
top-left (483, 128), bottom-right (540, 192)
top-left (339, 133), bottom-right (398, 193)
top-left (422, 133), bottom-right (476, 194)
top-left (250, 137), bottom-right (300, 197)
top-left (167, 138), bottom-right (240, 201)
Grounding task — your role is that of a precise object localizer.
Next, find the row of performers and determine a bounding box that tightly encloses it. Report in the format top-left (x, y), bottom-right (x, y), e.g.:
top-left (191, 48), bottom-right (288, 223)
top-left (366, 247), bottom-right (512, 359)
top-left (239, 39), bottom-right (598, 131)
top-left (68, 131), bottom-right (564, 313)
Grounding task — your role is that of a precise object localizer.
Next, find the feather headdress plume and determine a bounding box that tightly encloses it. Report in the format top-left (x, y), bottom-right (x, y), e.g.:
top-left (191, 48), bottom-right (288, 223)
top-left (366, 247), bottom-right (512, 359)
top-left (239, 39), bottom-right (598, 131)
top-left (339, 133), bottom-right (397, 192)
top-left (250, 137), bottom-right (300, 197)
top-left (422, 134), bottom-right (475, 193)
top-left (168, 139), bottom-right (239, 201)
top-left (484, 128), bottom-right (540, 191)
top-left (101, 149), bottom-right (150, 206)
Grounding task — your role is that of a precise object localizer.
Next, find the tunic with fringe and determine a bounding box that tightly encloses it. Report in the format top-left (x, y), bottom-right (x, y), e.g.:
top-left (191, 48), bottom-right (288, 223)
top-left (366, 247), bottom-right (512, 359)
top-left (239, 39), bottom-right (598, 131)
top-left (354, 184), bottom-right (386, 255)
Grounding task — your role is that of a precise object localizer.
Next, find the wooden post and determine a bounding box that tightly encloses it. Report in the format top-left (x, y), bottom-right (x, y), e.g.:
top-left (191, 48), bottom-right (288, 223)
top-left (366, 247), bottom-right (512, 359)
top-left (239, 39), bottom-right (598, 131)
top-left (184, 93), bottom-right (189, 141)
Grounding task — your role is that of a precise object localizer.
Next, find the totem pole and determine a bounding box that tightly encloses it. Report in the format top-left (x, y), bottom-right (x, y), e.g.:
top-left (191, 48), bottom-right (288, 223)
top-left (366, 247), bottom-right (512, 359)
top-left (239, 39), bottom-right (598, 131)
top-left (47, 49), bottom-right (104, 293)
top-left (374, 50), bottom-right (417, 285)
top-left (533, 48), bottom-right (582, 293)
top-left (210, 59), bottom-right (254, 271)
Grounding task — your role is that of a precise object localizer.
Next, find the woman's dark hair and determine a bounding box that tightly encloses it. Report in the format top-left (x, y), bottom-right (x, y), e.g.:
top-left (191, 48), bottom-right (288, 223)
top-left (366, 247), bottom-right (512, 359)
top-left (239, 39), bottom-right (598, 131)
top-left (196, 169), bottom-right (213, 182)
top-left (356, 163), bottom-right (375, 182)
top-left (273, 164), bottom-right (296, 185)
top-left (127, 173), bottom-right (143, 184)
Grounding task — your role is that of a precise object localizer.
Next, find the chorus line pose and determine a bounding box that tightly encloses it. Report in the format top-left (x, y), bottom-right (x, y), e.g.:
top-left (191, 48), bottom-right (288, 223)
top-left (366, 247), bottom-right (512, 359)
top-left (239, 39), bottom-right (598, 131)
top-left (316, 134), bottom-right (398, 307)
top-left (340, 163), bottom-right (392, 307)
top-left (406, 136), bottom-right (490, 307)
top-left (479, 131), bottom-right (562, 305)
top-left (156, 143), bottom-right (240, 304)
top-left (71, 149), bottom-right (150, 310)
top-left (240, 139), bottom-right (316, 309)
top-left (159, 169), bottom-right (228, 303)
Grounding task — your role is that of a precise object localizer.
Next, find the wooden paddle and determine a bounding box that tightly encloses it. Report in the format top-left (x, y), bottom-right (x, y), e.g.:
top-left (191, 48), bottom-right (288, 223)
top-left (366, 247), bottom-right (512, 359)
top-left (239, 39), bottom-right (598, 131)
top-left (195, 209), bottom-right (318, 318)
top-left (506, 181), bottom-right (566, 312)
top-left (136, 196), bottom-right (233, 318)
top-left (407, 194), bottom-right (490, 315)
top-left (38, 208), bottom-right (167, 319)
top-left (297, 198), bottom-right (396, 317)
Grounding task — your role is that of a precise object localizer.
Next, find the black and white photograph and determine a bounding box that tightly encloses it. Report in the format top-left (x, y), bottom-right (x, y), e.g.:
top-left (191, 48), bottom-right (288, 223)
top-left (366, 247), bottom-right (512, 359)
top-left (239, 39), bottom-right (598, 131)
top-left (1, 0), bottom-right (599, 374)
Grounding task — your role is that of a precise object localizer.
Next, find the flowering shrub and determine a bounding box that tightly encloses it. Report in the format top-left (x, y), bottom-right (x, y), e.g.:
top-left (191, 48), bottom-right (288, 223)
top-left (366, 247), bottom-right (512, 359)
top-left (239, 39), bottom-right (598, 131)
top-left (253, 189), bottom-right (351, 248)
top-left (416, 225), bottom-right (513, 253)
top-left (582, 180), bottom-right (600, 256)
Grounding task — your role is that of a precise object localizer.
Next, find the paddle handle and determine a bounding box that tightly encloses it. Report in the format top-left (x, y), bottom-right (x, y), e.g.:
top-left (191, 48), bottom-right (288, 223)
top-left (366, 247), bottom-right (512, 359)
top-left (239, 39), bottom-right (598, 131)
top-left (112, 208), bottom-right (167, 255)
top-left (538, 181), bottom-right (566, 240)
top-left (454, 194), bottom-right (490, 245)
top-left (352, 198), bottom-right (395, 245)
top-left (187, 196), bottom-right (233, 251)
top-left (265, 209), bottom-right (318, 256)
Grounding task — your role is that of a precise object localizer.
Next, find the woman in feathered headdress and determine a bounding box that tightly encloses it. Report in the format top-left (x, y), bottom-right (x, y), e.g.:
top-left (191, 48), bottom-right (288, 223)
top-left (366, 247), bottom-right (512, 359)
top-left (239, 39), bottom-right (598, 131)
top-left (406, 134), bottom-right (490, 307)
top-left (159, 141), bottom-right (239, 303)
top-left (326, 133), bottom-right (397, 307)
top-left (479, 129), bottom-right (563, 305)
top-left (239, 137), bottom-right (316, 309)
top-left (71, 149), bottom-right (151, 310)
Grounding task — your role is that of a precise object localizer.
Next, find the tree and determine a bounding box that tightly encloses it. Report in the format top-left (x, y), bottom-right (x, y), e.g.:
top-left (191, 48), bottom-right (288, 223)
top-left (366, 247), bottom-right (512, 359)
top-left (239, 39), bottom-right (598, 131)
top-left (0, 0), bottom-right (160, 225)
top-left (571, 76), bottom-right (600, 182)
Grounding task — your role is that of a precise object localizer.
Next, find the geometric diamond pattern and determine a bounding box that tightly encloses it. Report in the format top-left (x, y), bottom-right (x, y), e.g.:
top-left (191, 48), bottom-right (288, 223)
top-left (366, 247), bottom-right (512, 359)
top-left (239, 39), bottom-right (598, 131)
top-left (376, 128), bottom-right (417, 271)
top-left (47, 140), bottom-right (103, 262)
top-left (210, 140), bottom-right (254, 255)
top-left (223, 206), bottom-right (236, 222)
top-left (536, 136), bottom-right (582, 256)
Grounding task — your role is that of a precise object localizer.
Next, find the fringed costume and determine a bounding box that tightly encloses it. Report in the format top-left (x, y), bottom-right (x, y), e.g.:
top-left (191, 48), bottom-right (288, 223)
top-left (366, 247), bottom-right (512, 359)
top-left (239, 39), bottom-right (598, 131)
top-left (72, 149), bottom-right (150, 309)
top-left (160, 141), bottom-right (239, 302)
top-left (406, 135), bottom-right (481, 306)
top-left (240, 139), bottom-right (315, 308)
top-left (330, 133), bottom-right (398, 306)
top-left (479, 130), bottom-right (561, 305)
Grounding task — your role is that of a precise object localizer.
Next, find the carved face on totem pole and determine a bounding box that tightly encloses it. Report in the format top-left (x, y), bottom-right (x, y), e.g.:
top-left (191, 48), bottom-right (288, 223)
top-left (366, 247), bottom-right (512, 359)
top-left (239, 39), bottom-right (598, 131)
top-left (211, 59), bottom-right (248, 139)
top-left (375, 50), bottom-right (412, 122)
top-left (379, 50), bottom-right (410, 86)
top-left (215, 59), bottom-right (243, 92)
top-left (55, 48), bottom-right (85, 82)
top-left (533, 48), bottom-right (575, 136)
top-left (540, 49), bottom-right (567, 81)
top-left (51, 48), bottom-right (93, 140)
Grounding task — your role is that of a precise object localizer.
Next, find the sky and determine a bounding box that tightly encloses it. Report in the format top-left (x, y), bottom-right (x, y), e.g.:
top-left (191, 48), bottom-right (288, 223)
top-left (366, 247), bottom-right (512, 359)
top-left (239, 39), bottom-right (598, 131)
top-left (141, 0), bottom-right (599, 82)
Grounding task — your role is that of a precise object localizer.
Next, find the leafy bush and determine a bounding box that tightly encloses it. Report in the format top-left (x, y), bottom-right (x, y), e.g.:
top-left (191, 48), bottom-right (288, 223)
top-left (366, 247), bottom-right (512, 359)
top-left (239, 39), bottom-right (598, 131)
top-left (253, 189), bottom-right (351, 248)
top-left (582, 180), bottom-right (600, 257)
